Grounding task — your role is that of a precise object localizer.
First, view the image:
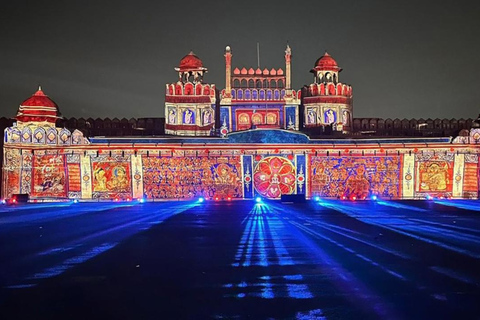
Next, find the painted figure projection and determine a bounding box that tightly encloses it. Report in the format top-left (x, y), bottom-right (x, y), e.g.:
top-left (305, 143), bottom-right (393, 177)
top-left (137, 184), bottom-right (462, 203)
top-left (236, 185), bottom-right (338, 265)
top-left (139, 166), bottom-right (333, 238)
top-left (142, 156), bottom-right (242, 199)
top-left (253, 156), bottom-right (296, 198)
top-left (310, 156), bottom-right (401, 199)
top-left (168, 108), bottom-right (176, 124)
top-left (307, 108), bottom-right (316, 124)
top-left (91, 156), bottom-right (132, 198)
top-left (324, 109), bottom-right (336, 124)
top-left (32, 155), bottom-right (66, 198)
top-left (342, 110), bottom-right (350, 125)
top-left (183, 109), bottom-right (194, 124)
top-left (415, 154), bottom-right (453, 196)
top-left (203, 109), bottom-right (212, 125)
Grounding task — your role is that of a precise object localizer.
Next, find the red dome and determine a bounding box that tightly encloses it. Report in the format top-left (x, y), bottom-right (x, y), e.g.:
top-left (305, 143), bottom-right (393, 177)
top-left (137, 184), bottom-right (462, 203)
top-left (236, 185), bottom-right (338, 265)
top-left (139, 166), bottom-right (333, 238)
top-left (179, 51), bottom-right (203, 70)
top-left (314, 52), bottom-right (340, 71)
top-left (16, 87), bottom-right (62, 123)
top-left (21, 88), bottom-right (58, 108)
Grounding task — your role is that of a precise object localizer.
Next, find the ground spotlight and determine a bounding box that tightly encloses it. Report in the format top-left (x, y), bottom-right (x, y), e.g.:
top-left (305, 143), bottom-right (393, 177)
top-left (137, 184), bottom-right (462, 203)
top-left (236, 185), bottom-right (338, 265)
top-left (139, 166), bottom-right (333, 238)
top-left (198, 197), bottom-right (205, 203)
top-left (227, 196), bottom-right (232, 201)
top-left (371, 195), bottom-right (377, 201)
top-left (352, 196), bottom-right (356, 201)
top-left (314, 196), bottom-right (320, 202)
top-left (215, 196), bottom-right (220, 201)
top-left (1, 199), bottom-right (6, 204)
top-left (138, 198), bottom-right (146, 203)
top-left (255, 197), bottom-right (262, 203)
top-left (426, 195), bottom-right (433, 200)
top-left (126, 197), bottom-right (131, 202)
top-left (73, 199), bottom-right (79, 203)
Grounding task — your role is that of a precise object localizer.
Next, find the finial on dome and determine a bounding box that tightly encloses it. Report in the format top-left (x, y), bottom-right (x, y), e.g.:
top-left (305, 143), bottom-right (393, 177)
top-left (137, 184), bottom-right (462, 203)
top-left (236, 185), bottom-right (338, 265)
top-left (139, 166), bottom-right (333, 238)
top-left (225, 45), bottom-right (231, 52)
top-left (38, 85), bottom-right (42, 91)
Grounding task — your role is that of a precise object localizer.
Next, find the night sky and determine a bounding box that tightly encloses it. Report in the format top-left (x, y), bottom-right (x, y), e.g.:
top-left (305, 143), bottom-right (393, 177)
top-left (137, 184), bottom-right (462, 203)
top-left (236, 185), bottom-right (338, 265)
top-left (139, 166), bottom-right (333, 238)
top-left (1, 1), bottom-right (479, 120)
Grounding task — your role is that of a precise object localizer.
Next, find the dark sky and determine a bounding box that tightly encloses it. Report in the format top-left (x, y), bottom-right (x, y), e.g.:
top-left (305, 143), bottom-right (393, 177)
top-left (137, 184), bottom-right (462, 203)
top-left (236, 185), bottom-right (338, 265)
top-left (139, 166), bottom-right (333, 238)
top-left (1, 0), bottom-right (479, 120)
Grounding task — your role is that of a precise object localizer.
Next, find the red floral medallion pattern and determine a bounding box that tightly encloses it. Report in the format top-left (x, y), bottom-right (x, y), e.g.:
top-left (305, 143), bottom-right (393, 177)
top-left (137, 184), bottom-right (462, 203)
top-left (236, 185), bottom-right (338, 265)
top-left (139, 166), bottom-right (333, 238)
top-left (253, 156), bottom-right (296, 198)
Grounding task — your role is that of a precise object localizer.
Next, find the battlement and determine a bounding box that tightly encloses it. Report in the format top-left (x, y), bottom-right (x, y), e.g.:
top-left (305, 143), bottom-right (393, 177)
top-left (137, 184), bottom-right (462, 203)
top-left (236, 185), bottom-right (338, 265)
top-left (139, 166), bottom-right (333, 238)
top-left (304, 82), bottom-right (352, 97)
top-left (220, 88), bottom-right (300, 102)
top-left (166, 82), bottom-right (216, 98)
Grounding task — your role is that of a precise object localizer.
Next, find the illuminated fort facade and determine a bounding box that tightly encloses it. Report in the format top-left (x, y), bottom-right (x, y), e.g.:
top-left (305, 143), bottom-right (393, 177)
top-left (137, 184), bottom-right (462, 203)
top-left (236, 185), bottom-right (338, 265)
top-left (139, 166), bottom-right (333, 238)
top-left (2, 46), bottom-right (480, 202)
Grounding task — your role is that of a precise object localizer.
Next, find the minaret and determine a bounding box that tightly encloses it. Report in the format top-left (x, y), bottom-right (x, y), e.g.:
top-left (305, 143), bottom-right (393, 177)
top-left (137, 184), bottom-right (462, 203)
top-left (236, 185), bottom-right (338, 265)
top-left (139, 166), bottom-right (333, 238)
top-left (224, 46), bottom-right (232, 98)
top-left (285, 44), bottom-right (292, 90)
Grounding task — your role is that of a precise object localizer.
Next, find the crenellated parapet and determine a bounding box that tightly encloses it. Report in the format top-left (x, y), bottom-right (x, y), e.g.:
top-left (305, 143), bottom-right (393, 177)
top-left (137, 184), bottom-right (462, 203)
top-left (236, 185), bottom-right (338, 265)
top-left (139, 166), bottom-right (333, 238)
top-left (4, 125), bottom-right (88, 146)
top-left (304, 82), bottom-right (352, 98)
top-left (220, 88), bottom-right (300, 103)
top-left (165, 81), bottom-right (215, 101)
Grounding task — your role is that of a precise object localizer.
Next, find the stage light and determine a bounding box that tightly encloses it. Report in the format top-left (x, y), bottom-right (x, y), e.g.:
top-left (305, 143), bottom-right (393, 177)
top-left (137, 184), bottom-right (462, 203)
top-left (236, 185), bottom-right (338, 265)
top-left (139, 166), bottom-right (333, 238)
top-left (255, 197), bottom-right (262, 203)
top-left (198, 197), bottom-right (205, 203)
top-left (314, 196), bottom-right (320, 202)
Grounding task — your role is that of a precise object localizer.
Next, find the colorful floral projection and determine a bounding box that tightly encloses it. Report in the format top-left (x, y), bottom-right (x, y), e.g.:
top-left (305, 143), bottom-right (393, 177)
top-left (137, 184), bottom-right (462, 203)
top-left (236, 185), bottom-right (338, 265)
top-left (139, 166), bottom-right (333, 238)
top-left (253, 156), bottom-right (296, 198)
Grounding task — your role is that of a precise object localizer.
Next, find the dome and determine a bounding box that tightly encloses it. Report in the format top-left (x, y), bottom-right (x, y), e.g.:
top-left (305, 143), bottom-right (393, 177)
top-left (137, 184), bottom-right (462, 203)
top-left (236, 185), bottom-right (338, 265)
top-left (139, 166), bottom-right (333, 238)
top-left (16, 87), bottom-right (62, 124)
top-left (313, 52), bottom-right (341, 71)
top-left (179, 51), bottom-right (203, 70)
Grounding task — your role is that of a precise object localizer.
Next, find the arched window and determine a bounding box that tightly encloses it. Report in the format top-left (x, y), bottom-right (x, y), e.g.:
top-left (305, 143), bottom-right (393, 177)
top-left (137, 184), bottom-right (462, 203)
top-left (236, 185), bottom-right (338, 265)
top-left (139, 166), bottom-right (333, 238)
top-left (259, 90), bottom-right (265, 100)
top-left (252, 113), bottom-right (263, 125)
top-left (266, 113), bottom-right (277, 124)
top-left (266, 90), bottom-right (272, 100)
top-left (274, 90), bottom-right (280, 100)
top-left (238, 113), bottom-right (250, 125)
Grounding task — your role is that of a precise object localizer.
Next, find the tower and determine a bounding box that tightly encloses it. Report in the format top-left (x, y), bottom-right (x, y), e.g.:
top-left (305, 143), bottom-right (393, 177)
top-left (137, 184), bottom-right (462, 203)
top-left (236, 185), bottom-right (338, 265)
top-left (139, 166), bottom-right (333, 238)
top-left (219, 45), bottom-right (300, 136)
top-left (302, 52), bottom-right (353, 133)
top-left (164, 51), bottom-right (216, 136)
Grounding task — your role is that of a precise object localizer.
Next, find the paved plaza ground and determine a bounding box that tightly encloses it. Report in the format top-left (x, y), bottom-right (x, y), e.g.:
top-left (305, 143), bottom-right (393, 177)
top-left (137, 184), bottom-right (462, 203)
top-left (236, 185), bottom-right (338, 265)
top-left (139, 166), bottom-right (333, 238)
top-left (0, 199), bottom-right (480, 319)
